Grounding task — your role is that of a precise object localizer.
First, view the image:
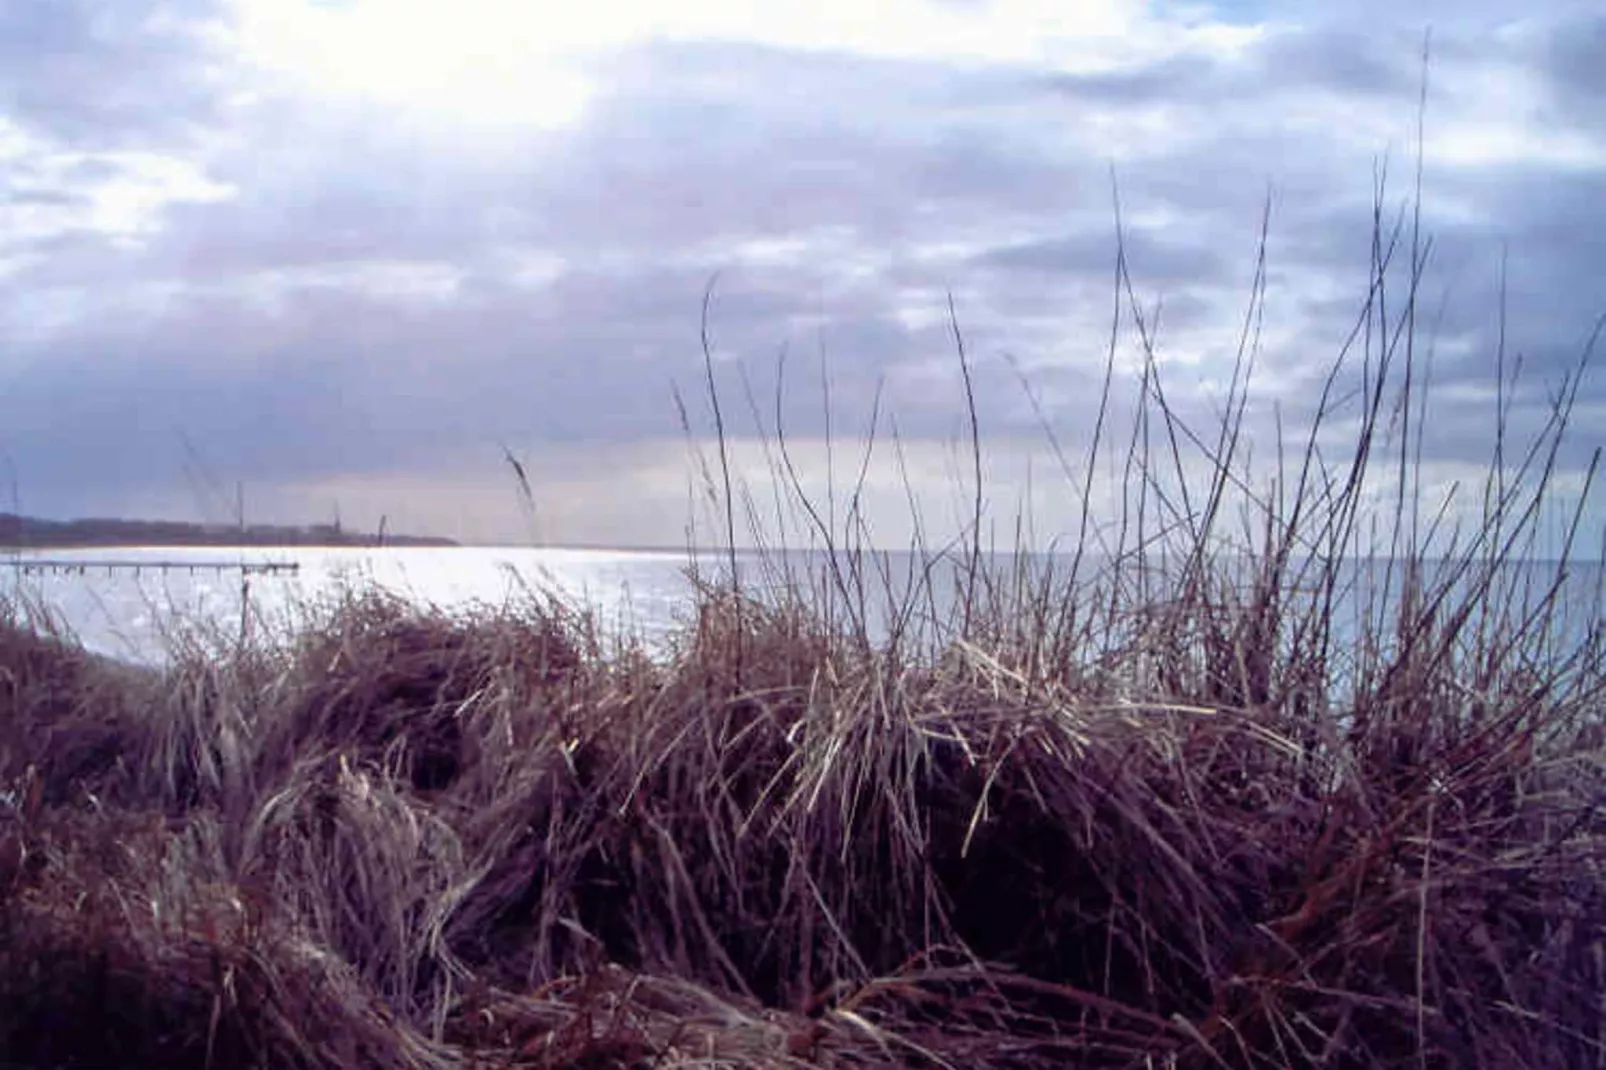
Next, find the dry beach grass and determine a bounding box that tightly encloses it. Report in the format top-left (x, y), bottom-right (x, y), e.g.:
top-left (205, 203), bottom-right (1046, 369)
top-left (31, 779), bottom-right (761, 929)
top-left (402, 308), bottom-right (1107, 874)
top-left (2, 192), bottom-right (1605, 1068)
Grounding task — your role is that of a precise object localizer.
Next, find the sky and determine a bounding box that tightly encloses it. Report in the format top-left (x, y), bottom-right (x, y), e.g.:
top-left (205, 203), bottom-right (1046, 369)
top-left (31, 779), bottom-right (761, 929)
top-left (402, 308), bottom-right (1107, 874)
top-left (1, 0), bottom-right (1602, 550)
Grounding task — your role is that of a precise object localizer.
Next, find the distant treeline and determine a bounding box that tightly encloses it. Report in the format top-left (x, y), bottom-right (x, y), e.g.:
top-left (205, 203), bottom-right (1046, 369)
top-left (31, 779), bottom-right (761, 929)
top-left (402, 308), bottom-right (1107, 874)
top-left (0, 512), bottom-right (457, 549)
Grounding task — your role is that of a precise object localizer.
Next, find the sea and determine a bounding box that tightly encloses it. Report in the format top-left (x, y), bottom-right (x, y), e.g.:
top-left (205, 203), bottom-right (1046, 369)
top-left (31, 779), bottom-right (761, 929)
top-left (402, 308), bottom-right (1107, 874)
top-left (3, 544), bottom-right (1601, 674)
top-left (2, 545), bottom-right (713, 666)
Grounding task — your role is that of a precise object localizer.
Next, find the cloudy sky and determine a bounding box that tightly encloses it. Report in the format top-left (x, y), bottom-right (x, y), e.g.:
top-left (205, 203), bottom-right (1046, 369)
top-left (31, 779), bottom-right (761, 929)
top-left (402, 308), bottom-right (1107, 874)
top-left (1, 0), bottom-right (1601, 549)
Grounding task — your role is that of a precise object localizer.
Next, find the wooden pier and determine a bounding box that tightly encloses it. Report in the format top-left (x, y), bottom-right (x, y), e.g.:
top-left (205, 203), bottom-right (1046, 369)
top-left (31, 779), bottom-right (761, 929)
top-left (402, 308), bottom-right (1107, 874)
top-left (2, 558), bottom-right (299, 577)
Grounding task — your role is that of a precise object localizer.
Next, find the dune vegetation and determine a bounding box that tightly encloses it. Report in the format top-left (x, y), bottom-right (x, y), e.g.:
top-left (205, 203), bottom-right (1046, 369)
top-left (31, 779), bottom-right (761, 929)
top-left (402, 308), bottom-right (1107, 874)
top-left (3, 189), bottom-right (1604, 1069)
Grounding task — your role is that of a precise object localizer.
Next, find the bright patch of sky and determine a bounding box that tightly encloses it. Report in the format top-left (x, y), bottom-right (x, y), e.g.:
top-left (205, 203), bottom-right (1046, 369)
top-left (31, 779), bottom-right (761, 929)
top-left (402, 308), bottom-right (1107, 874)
top-left (222, 0), bottom-right (1247, 136)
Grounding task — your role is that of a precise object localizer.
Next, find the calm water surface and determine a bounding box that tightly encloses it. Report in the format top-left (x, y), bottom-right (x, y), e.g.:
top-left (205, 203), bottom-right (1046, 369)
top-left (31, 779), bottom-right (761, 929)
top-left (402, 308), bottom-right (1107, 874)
top-left (3, 546), bottom-right (709, 665)
top-left (4, 545), bottom-right (1601, 673)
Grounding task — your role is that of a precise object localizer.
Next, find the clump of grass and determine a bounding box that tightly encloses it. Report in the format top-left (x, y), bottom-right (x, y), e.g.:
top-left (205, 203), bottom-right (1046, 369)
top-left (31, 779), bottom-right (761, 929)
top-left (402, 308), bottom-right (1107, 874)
top-left (2, 179), bottom-right (1604, 1067)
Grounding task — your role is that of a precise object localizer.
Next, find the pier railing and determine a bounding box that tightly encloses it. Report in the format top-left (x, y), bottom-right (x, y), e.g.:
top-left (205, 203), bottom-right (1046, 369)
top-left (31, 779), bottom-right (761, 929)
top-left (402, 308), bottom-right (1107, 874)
top-left (2, 558), bottom-right (299, 577)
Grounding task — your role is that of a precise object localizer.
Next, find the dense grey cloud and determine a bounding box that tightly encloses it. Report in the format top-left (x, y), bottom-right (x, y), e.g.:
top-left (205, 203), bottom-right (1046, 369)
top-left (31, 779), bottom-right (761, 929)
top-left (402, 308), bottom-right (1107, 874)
top-left (0, 0), bottom-right (224, 145)
top-left (1545, 15), bottom-right (1606, 122)
top-left (0, 0), bottom-right (1601, 544)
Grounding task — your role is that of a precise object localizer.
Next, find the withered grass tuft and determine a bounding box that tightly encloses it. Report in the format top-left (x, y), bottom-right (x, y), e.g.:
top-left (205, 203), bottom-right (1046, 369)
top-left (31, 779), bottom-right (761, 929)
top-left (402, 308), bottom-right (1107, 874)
top-left (2, 188), bottom-right (1604, 1067)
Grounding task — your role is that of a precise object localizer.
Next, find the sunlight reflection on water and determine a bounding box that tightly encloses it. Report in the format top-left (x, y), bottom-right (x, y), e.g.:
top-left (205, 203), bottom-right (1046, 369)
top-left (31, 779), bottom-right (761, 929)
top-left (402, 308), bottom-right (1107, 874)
top-left (3, 546), bottom-right (705, 665)
top-left (4, 547), bottom-right (1600, 684)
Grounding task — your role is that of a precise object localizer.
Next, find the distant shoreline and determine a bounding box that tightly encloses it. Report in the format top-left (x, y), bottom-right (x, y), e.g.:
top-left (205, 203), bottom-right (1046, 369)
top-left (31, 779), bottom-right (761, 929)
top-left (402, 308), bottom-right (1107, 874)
top-left (0, 511), bottom-right (457, 550)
